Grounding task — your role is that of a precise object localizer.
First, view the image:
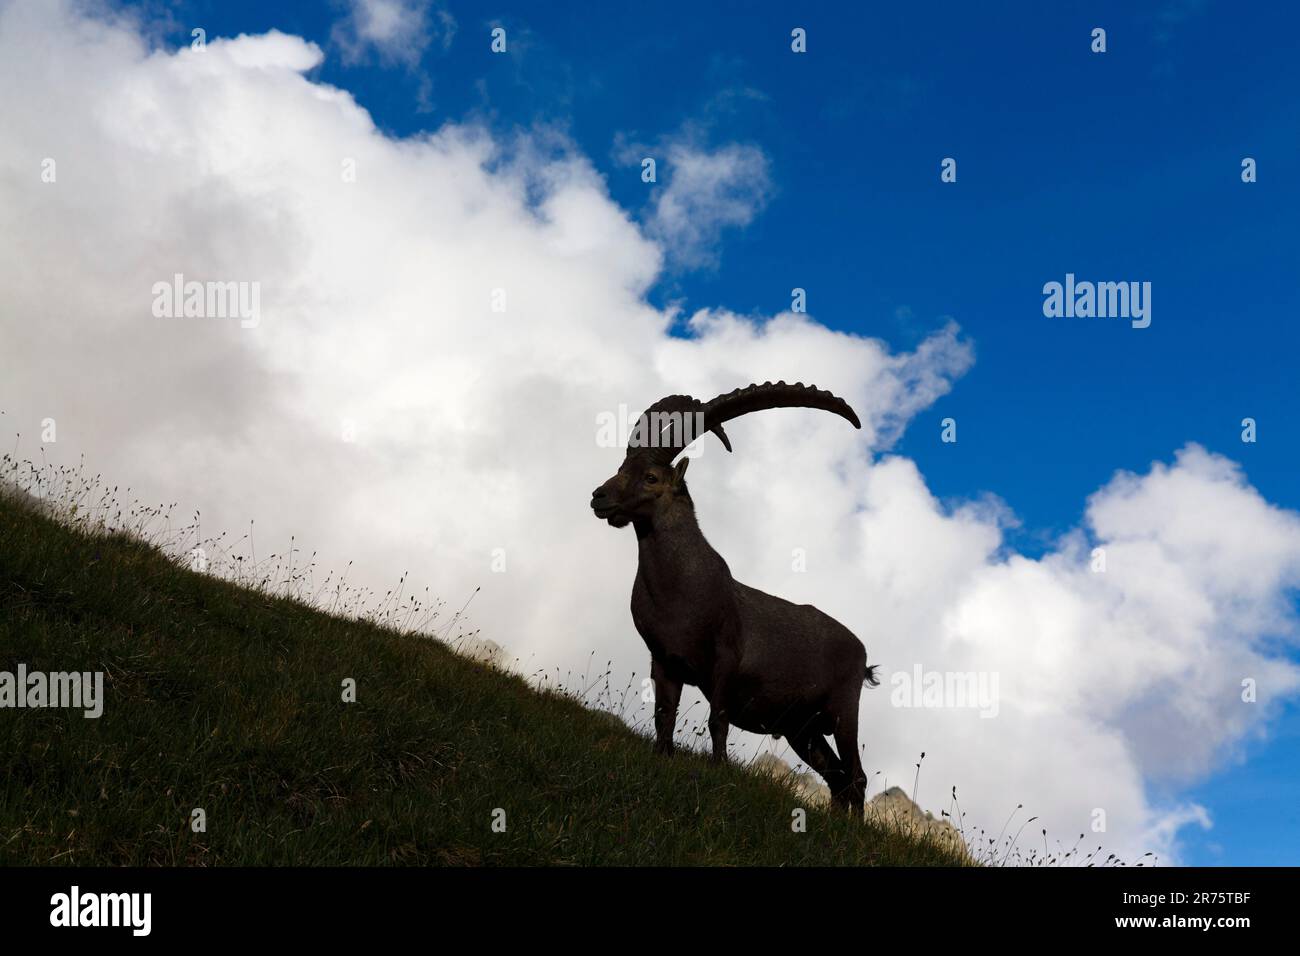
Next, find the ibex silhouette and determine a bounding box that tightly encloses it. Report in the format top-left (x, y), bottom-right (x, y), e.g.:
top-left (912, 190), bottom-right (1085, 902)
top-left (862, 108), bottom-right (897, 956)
top-left (591, 382), bottom-right (878, 812)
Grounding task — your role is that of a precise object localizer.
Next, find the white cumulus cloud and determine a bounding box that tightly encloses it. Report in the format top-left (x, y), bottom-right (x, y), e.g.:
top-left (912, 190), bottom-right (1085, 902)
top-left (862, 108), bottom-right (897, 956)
top-left (643, 140), bottom-right (772, 270)
top-left (331, 0), bottom-right (454, 67)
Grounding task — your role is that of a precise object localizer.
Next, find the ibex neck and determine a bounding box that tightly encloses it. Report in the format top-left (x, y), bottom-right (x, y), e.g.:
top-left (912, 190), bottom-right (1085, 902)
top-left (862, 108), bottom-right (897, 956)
top-left (632, 497), bottom-right (727, 609)
top-left (633, 497), bottom-right (702, 541)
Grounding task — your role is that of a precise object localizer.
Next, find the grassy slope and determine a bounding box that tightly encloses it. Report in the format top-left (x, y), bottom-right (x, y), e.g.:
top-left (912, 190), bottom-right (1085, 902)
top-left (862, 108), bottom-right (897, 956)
top-left (0, 493), bottom-right (968, 866)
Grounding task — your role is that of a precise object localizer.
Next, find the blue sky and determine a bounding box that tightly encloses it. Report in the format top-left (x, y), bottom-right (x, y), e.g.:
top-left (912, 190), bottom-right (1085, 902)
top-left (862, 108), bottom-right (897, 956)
top-left (64, 0), bottom-right (1300, 863)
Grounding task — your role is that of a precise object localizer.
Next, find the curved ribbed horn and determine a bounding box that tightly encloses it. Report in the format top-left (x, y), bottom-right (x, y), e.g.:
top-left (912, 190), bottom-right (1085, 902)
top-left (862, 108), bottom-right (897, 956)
top-left (703, 381), bottom-right (861, 435)
top-left (625, 382), bottom-right (859, 464)
top-left (626, 394), bottom-right (732, 465)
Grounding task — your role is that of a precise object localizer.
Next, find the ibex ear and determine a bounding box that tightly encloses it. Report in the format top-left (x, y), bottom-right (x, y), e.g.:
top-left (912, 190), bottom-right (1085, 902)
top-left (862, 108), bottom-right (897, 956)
top-left (672, 456), bottom-right (690, 487)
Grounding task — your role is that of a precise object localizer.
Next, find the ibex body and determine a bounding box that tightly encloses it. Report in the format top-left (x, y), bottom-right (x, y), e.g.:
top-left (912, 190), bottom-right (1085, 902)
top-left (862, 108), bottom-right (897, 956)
top-left (591, 383), bottom-right (877, 811)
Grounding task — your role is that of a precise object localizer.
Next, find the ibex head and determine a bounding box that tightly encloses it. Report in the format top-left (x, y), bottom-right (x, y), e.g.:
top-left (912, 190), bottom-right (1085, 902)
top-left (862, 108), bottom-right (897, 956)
top-left (589, 382), bottom-right (861, 528)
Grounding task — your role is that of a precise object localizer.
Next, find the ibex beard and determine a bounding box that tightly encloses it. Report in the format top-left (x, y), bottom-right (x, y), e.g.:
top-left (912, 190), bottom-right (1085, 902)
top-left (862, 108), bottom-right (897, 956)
top-left (591, 382), bottom-right (880, 813)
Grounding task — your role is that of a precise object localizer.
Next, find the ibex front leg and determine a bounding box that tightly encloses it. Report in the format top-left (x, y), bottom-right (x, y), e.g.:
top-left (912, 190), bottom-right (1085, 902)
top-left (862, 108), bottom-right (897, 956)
top-left (707, 663), bottom-right (736, 764)
top-left (650, 658), bottom-right (682, 755)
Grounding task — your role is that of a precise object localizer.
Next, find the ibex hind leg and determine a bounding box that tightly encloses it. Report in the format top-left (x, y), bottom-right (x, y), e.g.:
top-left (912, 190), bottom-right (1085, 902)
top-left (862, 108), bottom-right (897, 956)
top-left (830, 704), bottom-right (867, 815)
top-left (707, 708), bottom-right (729, 763)
top-left (787, 730), bottom-right (848, 804)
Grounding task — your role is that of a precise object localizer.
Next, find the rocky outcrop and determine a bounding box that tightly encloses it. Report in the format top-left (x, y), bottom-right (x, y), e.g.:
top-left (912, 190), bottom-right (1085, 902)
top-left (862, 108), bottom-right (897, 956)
top-left (864, 785), bottom-right (969, 860)
top-left (751, 752), bottom-right (831, 806)
top-left (753, 754), bottom-right (971, 861)
top-left (456, 636), bottom-right (506, 668)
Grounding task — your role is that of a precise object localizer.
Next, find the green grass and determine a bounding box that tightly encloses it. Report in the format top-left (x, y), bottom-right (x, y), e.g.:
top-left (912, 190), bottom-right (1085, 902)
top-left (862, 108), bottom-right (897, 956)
top-left (0, 488), bottom-right (970, 866)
